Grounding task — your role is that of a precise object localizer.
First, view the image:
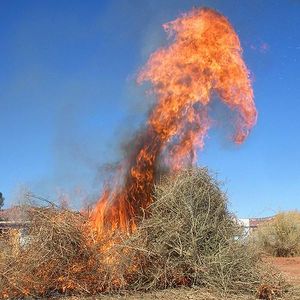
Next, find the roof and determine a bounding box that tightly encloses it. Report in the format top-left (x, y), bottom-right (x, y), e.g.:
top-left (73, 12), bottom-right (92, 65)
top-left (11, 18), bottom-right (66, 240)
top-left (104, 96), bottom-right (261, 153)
top-left (249, 216), bottom-right (274, 227)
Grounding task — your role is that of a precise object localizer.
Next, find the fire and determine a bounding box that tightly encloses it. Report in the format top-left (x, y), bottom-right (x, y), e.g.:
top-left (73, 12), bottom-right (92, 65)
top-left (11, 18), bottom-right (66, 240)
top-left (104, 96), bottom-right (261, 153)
top-left (90, 8), bottom-right (257, 233)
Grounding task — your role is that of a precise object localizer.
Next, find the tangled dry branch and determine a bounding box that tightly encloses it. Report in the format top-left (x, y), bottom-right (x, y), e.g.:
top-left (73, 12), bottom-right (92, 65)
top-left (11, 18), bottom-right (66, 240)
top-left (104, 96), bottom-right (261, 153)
top-left (118, 168), bottom-right (285, 295)
top-left (0, 168), bottom-right (288, 299)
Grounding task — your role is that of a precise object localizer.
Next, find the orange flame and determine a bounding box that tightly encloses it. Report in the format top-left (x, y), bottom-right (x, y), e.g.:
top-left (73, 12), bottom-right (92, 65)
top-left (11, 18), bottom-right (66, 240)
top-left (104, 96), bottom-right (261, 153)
top-left (90, 8), bottom-right (257, 233)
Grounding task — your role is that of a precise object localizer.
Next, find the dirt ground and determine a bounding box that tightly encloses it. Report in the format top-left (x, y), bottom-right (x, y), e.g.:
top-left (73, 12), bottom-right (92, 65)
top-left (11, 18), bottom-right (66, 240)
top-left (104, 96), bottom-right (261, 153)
top-left (265, 256), bottom-right (300, 286)
top-left (56, 257), bottom-right (300, 300)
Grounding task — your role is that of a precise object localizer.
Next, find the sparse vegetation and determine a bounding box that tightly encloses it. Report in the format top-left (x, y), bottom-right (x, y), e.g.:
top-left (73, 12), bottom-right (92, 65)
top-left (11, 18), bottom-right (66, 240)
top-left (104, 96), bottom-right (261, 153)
top-left (253, 211), bottom-right (300, 257)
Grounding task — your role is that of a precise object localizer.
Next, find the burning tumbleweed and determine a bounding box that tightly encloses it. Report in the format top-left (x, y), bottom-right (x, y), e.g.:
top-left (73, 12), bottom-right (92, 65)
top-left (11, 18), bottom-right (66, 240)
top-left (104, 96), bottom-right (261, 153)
top-left (91, 7), bottom-right (257, 235)
top-left (0, 7), bottom-right (289, 300)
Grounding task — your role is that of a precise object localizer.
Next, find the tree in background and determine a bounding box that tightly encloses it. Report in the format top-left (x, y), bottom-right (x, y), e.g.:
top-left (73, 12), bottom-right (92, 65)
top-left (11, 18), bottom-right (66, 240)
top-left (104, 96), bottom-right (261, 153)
top-left (0, 192), bottom-right (4, 209)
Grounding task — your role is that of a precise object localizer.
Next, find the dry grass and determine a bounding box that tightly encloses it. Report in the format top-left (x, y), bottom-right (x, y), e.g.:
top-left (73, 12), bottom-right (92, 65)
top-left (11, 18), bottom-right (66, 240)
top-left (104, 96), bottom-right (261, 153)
top-left (0, 168), bottom-right (292, 299)
top-left (116, 168), bottom-right (286, 297)
top-left (253, 211), bottom-right (300, 257)
top-left (0, 207), bottom-right (111, 298)
top-left (55, 285), bottom-right (300, 300)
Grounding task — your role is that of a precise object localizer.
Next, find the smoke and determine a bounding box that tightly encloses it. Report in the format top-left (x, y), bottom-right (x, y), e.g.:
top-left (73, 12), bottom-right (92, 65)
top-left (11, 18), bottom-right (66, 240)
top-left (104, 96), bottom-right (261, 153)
top-left (6, 3), bottom-right (256, 214)
top-left (36, 2), bottom-right (167, 208)
top-left (90, 7), bottom-right (257, 233)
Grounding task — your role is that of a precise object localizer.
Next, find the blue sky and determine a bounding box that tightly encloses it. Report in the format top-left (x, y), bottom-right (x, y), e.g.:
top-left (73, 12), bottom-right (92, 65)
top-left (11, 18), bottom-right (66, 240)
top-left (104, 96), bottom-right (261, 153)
top-left (0, 0), bottom-right (299, 217)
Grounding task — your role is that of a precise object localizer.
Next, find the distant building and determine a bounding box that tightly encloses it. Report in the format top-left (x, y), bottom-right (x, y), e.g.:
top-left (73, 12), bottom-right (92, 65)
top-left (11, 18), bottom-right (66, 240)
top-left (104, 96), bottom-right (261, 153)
top-left (238, 216), bottom-right (274, 235)
top-left (0, 207), bottom-right (29, 234)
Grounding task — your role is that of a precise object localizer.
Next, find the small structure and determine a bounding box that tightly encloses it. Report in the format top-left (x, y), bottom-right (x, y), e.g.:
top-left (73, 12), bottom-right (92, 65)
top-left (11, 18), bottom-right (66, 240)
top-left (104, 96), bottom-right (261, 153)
top-left (0, 207), bottom-right (29, 235)
top-left (0, 220), bottom-right (29, 233)
top-left (238, 216), bottom-right (274, 235)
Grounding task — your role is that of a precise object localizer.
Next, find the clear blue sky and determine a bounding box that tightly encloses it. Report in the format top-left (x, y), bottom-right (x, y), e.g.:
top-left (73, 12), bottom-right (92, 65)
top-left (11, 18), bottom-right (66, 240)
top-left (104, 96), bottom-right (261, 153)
top-left (0, 0), bottom-right (299, 217)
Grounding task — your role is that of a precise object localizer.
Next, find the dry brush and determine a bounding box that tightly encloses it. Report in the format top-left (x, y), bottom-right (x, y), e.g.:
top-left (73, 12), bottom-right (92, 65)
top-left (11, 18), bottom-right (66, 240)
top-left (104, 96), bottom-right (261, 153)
top-left (0, 168), bottom-right (288, 299)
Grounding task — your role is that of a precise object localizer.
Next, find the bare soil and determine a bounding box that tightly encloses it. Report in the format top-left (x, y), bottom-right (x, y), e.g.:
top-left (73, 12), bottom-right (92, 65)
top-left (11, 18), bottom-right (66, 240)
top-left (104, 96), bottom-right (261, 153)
top-left (265, 256), bottom-right (300, 285)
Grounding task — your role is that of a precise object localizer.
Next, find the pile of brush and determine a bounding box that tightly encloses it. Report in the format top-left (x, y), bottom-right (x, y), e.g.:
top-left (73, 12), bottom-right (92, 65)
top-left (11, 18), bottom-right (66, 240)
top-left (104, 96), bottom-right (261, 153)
top-left (0, 206), bottom-right (113, 298)
top-left (119, 169), bottom-right (285, 295)
top-left (0, 168), bottom-right (287, 299)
